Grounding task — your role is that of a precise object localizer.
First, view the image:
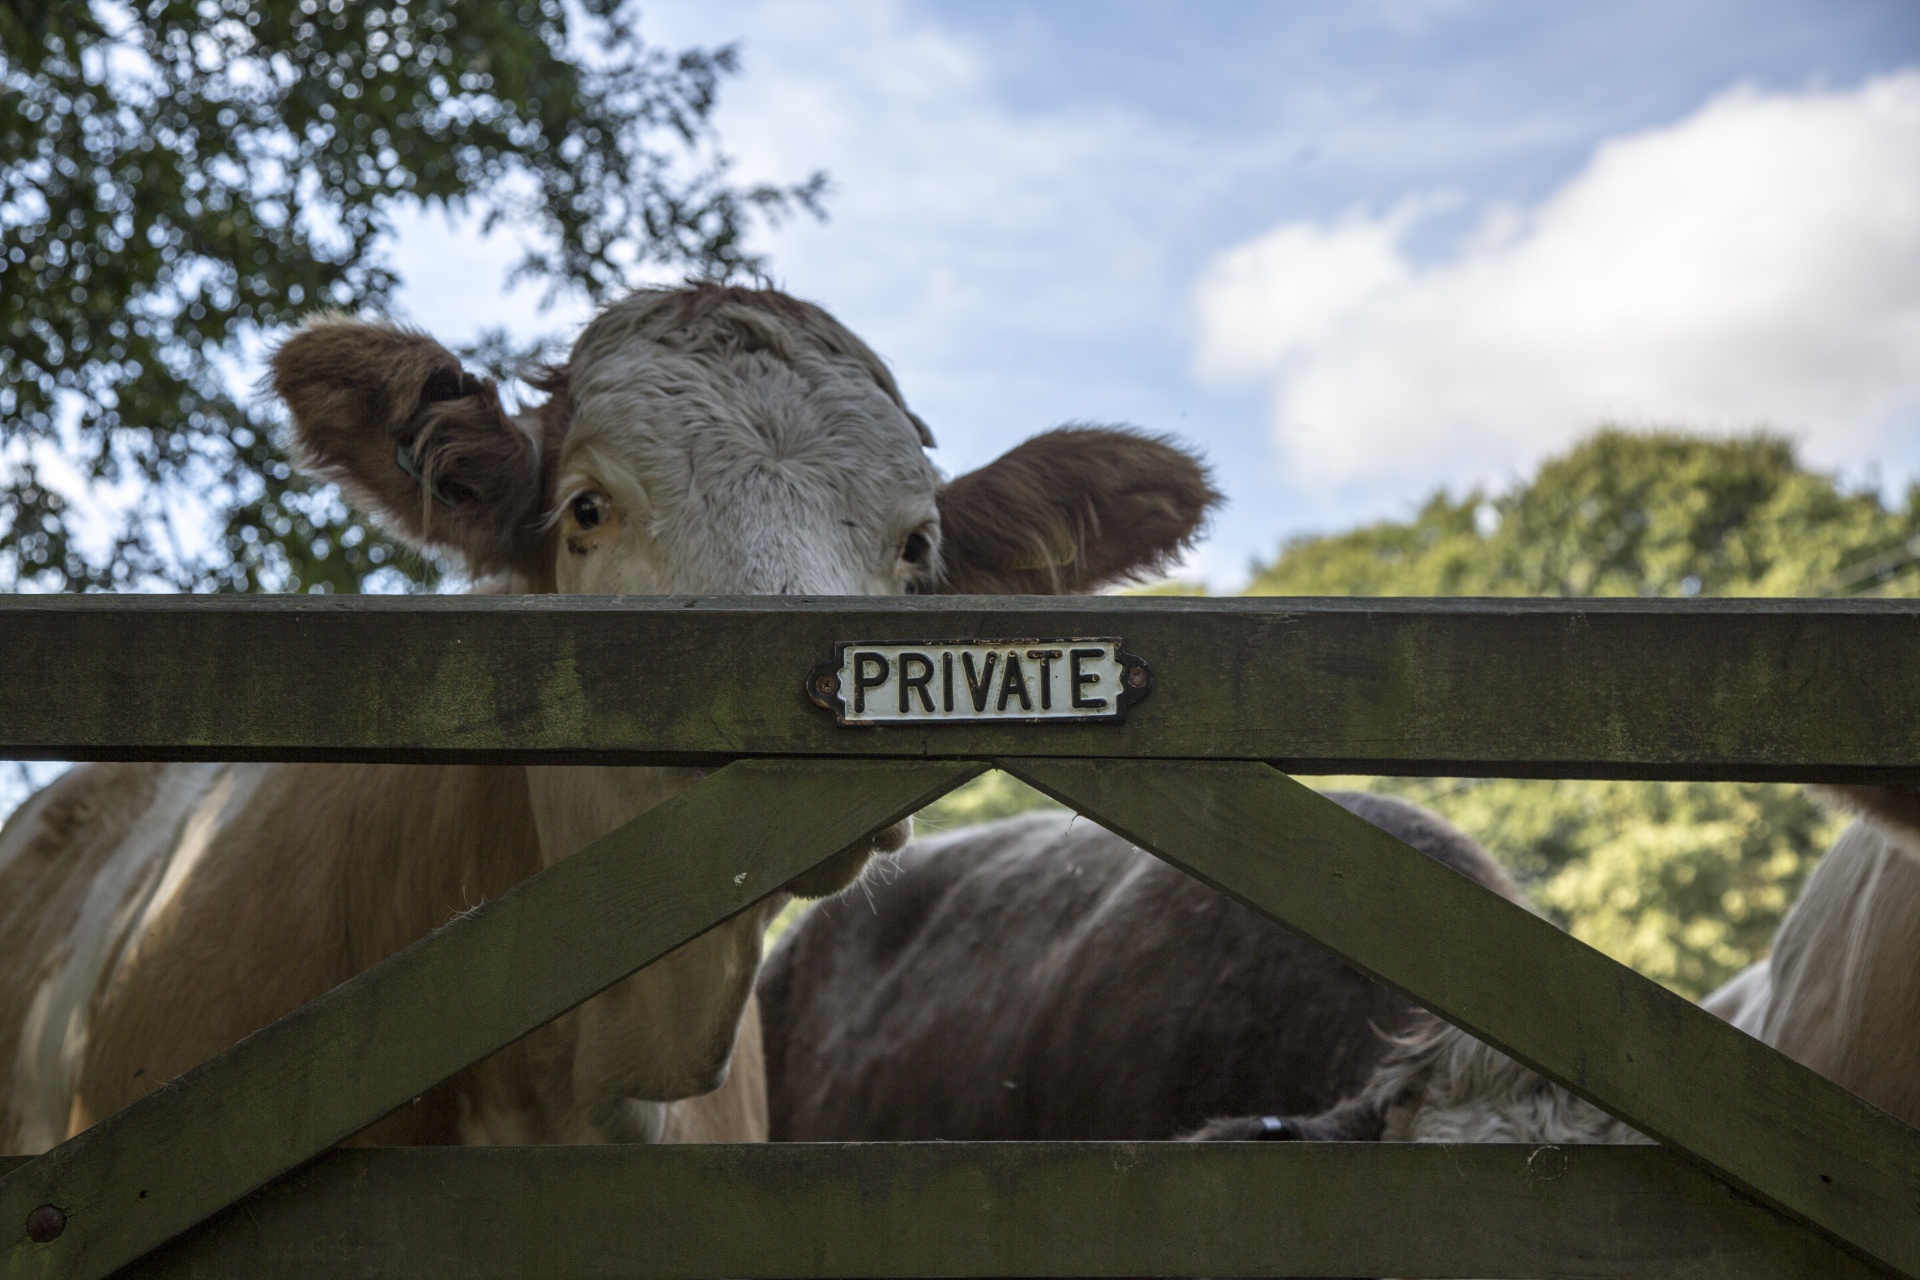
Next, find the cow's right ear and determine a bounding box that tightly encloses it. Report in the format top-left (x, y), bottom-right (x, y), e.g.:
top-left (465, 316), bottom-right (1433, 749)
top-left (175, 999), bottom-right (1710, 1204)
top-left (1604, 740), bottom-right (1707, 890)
top-left (269, 315), bottom-right (550, 576)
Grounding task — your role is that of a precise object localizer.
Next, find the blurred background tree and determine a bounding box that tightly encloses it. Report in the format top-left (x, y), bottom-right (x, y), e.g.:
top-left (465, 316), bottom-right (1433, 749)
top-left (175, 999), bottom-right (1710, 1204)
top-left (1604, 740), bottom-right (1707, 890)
top-left (0, 0), bottom-right (823, 593)
top-left (1264, 429), bottom-right (1920, 996)
top-left (932, 429), bottom-right (1920, 998)
top-left (1248, 429), bottom-right (1920, 600)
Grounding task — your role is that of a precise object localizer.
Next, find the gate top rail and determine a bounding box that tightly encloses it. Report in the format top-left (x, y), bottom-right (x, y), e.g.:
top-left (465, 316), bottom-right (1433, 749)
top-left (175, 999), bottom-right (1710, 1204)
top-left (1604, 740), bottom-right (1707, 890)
top-left (2, 593), bottom-right (1917, 778)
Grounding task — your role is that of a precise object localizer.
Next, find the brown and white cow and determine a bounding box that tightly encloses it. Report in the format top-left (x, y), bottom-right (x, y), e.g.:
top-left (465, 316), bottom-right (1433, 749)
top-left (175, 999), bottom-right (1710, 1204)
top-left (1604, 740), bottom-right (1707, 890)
top-left (1193, 784), bottom-right (1920, 1147)
top-left (0, 283), bottom-right (1217, 1154)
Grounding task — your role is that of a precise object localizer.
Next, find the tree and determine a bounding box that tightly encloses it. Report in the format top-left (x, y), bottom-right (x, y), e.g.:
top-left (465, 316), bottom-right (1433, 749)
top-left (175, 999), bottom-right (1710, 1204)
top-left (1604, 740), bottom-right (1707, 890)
top-left (0, 0), bottom-right (823, 593)
top-left (1343, 773), bottom-right (1845, 998)
top-left (1249, 429), bottom-right (1920, 600)
top-left (1251, 429), bottom-right (1920, 997)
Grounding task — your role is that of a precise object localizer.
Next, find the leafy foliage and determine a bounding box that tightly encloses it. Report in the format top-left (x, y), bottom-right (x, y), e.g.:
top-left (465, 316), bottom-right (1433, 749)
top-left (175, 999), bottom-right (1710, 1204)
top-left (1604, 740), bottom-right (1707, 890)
top-left (915, 770), bottom-right (1064, 834)
top-left (1249, 429), bottom-right (1920, 600)
top-left (0, 0), bottom-right (823, 592)
top-left (1342, 775), bottom-right (1845, 997)
top-left (1254, 430), bottom-right (1920, 997)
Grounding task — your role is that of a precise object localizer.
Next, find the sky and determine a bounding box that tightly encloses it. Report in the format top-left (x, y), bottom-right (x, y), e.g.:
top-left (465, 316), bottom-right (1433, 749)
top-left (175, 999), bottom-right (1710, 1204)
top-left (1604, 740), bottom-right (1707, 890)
top-left (388, 0), bottom-right (1920, 589)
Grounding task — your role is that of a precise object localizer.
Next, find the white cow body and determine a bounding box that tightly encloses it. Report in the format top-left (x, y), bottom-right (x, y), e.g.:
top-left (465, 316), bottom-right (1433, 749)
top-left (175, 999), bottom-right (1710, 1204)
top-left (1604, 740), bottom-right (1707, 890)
top-left (1751, 803), bottom-right (1920, 1127)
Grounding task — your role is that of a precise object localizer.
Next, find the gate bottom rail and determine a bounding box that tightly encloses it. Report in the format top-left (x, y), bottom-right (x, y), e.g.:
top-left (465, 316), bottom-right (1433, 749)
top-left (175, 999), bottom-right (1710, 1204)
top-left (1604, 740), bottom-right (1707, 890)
top-left (28, 1142), bottom-right (1876, 1280)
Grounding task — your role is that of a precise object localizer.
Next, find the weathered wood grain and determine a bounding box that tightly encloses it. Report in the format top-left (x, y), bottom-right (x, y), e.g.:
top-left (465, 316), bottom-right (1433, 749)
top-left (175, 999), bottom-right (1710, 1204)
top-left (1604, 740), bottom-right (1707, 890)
top-left (2, 594), bottom-right (1917, 778)
top-left (0, 759), bottom-right (982, 1280)
top-left (1004, 758), bottom-right (1920, 1279)
top-left (35, 1142), bottom-right (1874, 1280)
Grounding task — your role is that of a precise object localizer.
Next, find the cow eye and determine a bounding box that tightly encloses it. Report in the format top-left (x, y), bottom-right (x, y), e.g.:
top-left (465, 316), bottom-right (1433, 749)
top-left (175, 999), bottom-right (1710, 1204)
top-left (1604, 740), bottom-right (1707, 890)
top-left (571, 491), bottom-right (609, 531)
top-left (901, 531), bottom-right (931, 565)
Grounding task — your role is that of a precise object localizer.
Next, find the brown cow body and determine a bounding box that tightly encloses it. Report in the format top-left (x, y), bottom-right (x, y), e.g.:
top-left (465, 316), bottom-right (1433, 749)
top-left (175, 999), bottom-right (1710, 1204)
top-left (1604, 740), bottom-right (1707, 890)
top-left (0, 760), bottom-right (770, 1150)
top-left (760, 792), bottom-right (1524, 1141)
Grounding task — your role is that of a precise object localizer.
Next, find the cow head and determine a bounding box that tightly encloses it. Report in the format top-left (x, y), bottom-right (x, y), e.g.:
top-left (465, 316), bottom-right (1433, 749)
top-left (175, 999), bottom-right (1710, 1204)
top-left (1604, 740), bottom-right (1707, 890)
top-left (269, 284), bottom-right (1217, 1108)
top-left (271, 283), bottom-right (1217, 601)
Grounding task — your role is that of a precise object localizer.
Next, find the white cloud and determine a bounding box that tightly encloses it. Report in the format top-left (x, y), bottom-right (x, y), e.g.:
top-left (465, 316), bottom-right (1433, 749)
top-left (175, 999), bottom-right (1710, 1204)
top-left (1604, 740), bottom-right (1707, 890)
top-left (392, 2), bottom-right (1193, 462)
top-left (1192, 72), bottom-right (1920, 489)
top-left (638, 2), bottom-right (1207, 452)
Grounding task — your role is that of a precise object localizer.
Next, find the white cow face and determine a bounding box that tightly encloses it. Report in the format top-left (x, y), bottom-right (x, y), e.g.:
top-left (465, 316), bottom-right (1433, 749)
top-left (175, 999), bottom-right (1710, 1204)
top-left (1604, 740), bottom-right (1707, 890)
top-left (550, 296), bottom-right (939, 598)
top-left (271, 283), bottom-right (1217, 601)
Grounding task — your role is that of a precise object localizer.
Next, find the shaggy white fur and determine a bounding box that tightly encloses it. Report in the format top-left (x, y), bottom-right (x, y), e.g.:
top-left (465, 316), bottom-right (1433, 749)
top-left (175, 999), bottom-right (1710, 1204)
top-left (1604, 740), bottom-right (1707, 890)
top-left (553, 291), bottom-right (941, 598)
top-left (1368, 1019), bottom-right (1645, 1145)
top-left (1330, 795), bottom-right (1920, 1148)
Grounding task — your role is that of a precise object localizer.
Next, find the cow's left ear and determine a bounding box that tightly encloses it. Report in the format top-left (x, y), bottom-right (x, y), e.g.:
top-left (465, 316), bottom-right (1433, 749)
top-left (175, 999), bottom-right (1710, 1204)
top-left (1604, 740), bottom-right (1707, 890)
top-left (935, 426), bottom-right (1219, 594)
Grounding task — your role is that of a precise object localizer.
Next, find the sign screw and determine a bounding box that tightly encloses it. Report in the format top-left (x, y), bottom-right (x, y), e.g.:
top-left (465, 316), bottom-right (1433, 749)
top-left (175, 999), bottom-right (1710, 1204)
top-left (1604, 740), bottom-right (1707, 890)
top-left (1124, 667), bottom-right (1148, 689)
top-left (26, 1205), bottom-right (66, 1243)
top-left (813, 673), bottom-right (840, 697)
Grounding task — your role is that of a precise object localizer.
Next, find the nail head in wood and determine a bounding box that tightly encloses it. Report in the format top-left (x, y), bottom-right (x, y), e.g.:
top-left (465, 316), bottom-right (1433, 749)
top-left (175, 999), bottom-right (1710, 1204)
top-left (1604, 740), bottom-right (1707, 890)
top-left (26, 1204), bottom-right (66, 1243)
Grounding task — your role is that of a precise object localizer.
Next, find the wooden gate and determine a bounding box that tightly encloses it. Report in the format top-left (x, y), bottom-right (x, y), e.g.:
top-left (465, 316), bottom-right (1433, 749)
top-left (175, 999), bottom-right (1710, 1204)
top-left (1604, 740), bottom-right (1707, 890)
top-left (2, 594), bottom-right (1918, 1278)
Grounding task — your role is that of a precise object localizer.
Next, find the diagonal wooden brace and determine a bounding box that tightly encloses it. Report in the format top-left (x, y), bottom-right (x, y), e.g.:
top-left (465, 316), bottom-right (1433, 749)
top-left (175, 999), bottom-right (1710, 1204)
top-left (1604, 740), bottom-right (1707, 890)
top-left (1004, 758), bottom-right (1920, 1280)
top-left (0, 758), bottom-right (983, 1280)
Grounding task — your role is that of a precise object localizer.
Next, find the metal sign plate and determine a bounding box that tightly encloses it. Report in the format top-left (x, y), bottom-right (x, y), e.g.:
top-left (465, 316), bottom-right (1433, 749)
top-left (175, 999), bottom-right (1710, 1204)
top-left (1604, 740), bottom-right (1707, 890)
top-left (807, 639), bottom-right (1151, 726)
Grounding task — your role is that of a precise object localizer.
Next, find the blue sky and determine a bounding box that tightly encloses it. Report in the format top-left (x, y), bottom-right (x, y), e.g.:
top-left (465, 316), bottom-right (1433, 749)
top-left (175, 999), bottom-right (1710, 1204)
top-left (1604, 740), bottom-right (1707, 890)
top-left (391, 1), bottom-right (1920, 588)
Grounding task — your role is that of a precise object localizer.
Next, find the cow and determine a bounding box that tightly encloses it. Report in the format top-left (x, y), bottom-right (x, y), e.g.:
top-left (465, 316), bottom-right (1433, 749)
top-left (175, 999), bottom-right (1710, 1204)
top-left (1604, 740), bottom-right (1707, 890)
top-left (1182, 1013), bottom-right (1643, 1145)
top-left (1190, 784), bottom-right (1920, 1146)
top-left (758, 791), bottom-right (1527, 1141)
top-left (1742, 784), bottom-right (1920, 1127)
top-left (0, 283), bottom-right (1218, 1154)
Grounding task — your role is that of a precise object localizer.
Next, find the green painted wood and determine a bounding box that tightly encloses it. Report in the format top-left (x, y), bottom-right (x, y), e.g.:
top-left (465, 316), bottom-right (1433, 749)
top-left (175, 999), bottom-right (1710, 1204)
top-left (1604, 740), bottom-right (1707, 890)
top-left (1004, 759), bottom-right (1920, 1279)
top-left (47, 1142), bottom-right (1878, 1280)
top-left (0, 759), bottom-right (982, 1280)
top-left (2, 595), bottom-right (1918, 779)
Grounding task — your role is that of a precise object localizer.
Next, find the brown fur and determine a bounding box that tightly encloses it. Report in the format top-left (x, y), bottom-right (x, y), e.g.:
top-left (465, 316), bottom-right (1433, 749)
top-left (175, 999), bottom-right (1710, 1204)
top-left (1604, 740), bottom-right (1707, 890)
top-left (1810, 784), bottom-right (1920, 845)
top-left (935, 427), bottom-right (1219, 594)
top-left (0, 761), bottom-right (772, 1152)
top-left (2, 764), bottom-right (546, 1148)
top-left (0, 764), bottom-right (167, 1150)
top-left (759, 792), bottom-right (1524, 1141)
top-left (270, 317), bottom-right (559, 579)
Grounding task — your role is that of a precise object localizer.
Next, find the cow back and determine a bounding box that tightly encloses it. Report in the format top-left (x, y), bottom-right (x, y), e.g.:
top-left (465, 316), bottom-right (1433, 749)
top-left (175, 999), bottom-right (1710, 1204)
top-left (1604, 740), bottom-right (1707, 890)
top-left (760, 791), bottom-right (1523, 1141)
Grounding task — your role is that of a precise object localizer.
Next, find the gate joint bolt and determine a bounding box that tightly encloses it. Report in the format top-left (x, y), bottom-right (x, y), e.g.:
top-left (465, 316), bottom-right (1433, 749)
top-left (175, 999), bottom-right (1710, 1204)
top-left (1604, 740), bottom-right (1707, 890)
top-left (26, 1204), bottom-right (66, 1243)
